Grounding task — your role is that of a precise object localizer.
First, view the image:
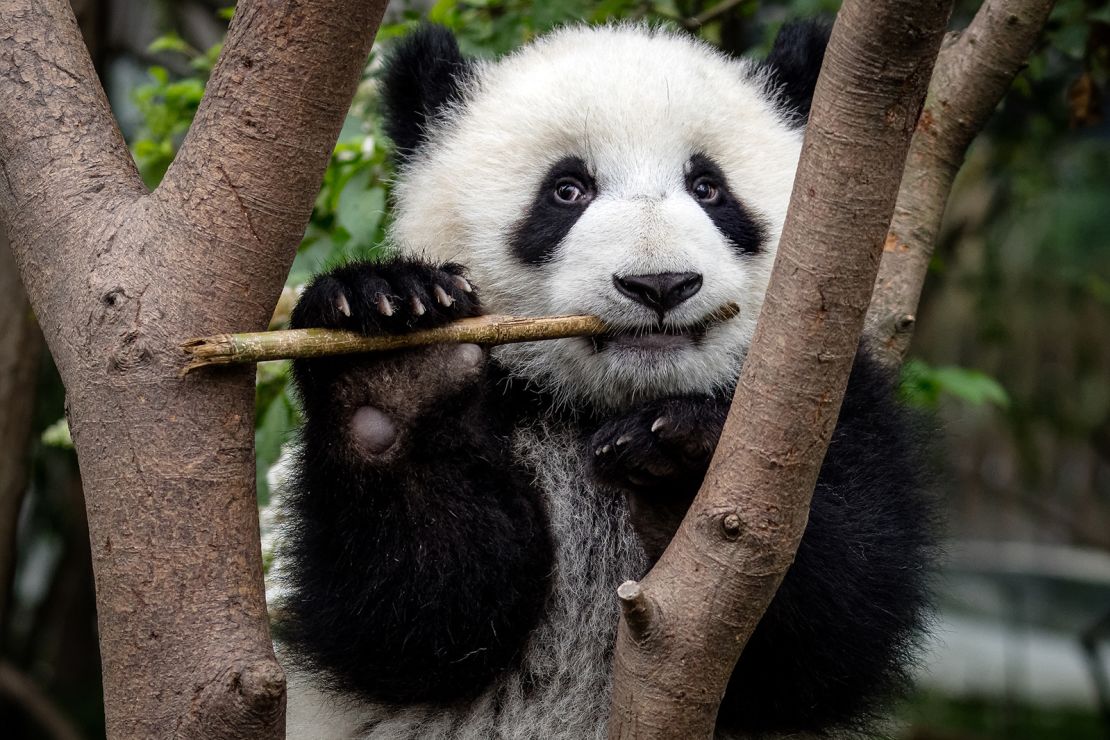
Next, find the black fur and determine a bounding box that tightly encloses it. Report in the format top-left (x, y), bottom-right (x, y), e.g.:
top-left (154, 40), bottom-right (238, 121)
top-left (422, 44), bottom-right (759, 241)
top-left (687, 153), bottom-right (767, 256)
top-left (590, 351), bottom-right (936, 734)
top-left (380, 25), bottom-right (473, 162)
top-left (763, 20), bottom-right (832, 124)
top-left (279, 258), bottom-right (555, 702)
top-left (510, 156), bottom-right (596, 265)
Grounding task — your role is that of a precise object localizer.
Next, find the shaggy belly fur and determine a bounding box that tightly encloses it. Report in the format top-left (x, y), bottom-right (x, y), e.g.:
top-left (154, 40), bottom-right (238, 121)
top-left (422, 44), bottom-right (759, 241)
top-left (283, 418), bottom-right (652, 740)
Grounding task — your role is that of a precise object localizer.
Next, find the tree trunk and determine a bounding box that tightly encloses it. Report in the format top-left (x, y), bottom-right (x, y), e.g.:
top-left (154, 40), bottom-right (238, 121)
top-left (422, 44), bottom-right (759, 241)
top-left (606, 1), bottom-right (952, 737)
top-left (0, 1), bottom-right (388, 737)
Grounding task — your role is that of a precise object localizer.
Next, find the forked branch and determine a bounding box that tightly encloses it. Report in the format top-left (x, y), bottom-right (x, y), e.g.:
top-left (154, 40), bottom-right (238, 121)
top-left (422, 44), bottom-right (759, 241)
top-left (866, 0), bottom-right (1057, 366)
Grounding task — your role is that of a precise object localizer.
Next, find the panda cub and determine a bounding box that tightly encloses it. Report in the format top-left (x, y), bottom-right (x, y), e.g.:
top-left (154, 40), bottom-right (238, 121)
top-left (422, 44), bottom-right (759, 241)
top-left (278, 21), bottom-right (934, 740)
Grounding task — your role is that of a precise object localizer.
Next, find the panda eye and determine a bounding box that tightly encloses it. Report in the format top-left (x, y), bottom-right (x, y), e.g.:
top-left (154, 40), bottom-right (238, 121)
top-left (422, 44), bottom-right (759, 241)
top-left (553, 177), bottom-right (591, 205)
top-left (691, 176), bottom-right (722, 205)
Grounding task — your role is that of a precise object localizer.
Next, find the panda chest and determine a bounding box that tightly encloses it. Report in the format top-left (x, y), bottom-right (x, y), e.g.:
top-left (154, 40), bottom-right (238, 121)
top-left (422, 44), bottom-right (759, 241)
top-left (508, 421), bottom-right (649, 688)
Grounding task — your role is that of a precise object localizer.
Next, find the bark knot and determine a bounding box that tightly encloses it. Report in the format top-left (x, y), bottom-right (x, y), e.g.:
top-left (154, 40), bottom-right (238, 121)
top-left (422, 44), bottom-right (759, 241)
top-left (721, 512), bottom-right (743, 540)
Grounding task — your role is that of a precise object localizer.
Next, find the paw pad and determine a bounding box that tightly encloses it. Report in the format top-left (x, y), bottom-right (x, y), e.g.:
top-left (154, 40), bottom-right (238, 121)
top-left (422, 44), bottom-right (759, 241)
top-left (350, 406), bottom-right (397, 454)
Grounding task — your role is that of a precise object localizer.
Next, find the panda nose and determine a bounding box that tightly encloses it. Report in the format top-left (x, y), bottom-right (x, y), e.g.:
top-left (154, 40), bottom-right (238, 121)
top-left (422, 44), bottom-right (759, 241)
top-left (613, 272), bottom-right (703, 313)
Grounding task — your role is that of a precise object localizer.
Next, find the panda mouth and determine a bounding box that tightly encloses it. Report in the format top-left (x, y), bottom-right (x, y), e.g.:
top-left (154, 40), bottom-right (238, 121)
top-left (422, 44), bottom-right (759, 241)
top-left (590, 303), bottom-right (739, 354)
top-left (591, 323), bottom-right (708, 353)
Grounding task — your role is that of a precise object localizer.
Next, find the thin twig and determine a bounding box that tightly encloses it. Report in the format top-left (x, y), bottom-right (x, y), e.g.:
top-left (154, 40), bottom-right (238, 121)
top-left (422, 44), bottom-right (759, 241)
top-left (682, 0), bottom-right (748, 30)
top-left (181, 304), bottom-right (741, 373)
top-left (0, 662), bottom-right (83, 740)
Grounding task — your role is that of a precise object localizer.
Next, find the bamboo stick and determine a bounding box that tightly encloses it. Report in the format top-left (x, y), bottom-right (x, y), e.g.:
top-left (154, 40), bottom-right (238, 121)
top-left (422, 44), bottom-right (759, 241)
top-left (181, 303), bottom-right (740, 374)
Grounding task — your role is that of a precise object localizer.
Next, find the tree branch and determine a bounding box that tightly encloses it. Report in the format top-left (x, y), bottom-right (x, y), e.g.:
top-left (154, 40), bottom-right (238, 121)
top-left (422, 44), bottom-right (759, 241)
top-left (866, 0), bottom-right (1057, 366)
top-left (136, 0), bottom-right (395, 346)
top-left (0, 1), bottom-right (389, 737)
top-left (606, 1), bottom-right (952, 737)
top-left (0, 1), bottom-right (138, 213)
top-left (0, 0), bottom-right (144, 372)
top-left (156, 0), bottom-right (388, 268)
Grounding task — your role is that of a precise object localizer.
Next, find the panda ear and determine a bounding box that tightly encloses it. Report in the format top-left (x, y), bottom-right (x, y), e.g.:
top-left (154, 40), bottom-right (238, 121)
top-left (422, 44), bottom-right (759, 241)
top-left (381, 25), bottom-right (473, 162)
top-left (762, 20), bottom-right (832, 125)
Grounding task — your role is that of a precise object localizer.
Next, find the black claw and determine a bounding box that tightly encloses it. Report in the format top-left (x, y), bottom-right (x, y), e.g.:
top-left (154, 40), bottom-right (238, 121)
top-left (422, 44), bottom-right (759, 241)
top-left (434, 285), bottom-right (454, 307)
top-left (376, 294), bottom-right (394, 317)
top-left (588, 396), bottom-right (727, 494)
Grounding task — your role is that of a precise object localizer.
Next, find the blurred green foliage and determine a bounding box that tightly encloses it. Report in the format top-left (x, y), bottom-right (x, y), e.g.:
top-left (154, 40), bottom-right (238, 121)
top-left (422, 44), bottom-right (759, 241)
top-left (904, 692), bottom-right (1107, 740)
top-left (900, 358), bottom-right (1011, 410)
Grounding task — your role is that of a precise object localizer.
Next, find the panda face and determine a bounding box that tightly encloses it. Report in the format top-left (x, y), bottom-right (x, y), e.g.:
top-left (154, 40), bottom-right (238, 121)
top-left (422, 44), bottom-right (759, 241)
top-left (388, 25), bottom-right (805, 409)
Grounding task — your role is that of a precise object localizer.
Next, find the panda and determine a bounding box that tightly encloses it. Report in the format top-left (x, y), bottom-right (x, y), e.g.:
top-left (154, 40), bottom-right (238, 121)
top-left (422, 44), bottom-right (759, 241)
top-left (276, 20), bottom-right (935, 740)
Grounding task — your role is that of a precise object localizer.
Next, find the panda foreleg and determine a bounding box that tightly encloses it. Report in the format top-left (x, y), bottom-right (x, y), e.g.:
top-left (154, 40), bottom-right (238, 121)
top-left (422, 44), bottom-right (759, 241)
top-left (715, 352), bottom-right (936, 734)
top-left (589, 395), bottom-right (726, 560)
top-left (588, 354), bottom-right (934, 735)
top-left (278, 258), bottom-right (555, 704)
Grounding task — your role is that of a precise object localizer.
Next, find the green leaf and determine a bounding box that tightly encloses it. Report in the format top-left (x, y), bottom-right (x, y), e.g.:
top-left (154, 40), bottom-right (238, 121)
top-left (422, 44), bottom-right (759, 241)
top-left (931, 366), bottom-right (1011, 408)
top-left (41, 418), bottom-right (73, 449)
top-left (255, 389), bottom-right (295, 504)
top-left (337, 113), bottom-right (368, 145)
top-left (899, 359), bottom-right (1010, 410)
top-left (288, 233), bottom-right (338, 286)
top-left (148, 32), bottom-right (194, 57)
top-left (336, 169), bottom-right (387, 249)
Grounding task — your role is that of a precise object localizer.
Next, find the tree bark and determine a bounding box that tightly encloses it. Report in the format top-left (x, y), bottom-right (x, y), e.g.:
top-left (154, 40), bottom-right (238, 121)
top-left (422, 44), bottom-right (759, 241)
top-left (0, 1), bottom-right (388, 737)
top-left (0, 233), bottom-right (43, 635)
top-left (865, 0), bottom-right (1057, 366)
top-left (606, 1), bottom-right (952, 738)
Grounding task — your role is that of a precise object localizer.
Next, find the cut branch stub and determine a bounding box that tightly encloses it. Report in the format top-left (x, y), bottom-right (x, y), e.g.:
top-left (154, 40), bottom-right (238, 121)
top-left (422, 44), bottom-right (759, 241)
top-left (616, 581), bottom-right (658, 644)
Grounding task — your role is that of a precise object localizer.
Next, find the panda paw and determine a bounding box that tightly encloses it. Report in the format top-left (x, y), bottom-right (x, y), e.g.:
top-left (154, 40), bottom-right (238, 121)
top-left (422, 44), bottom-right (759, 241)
top-left (590, 396), bottom-right (727, 493)
top-left (290, 258), bottom-right (481, 334)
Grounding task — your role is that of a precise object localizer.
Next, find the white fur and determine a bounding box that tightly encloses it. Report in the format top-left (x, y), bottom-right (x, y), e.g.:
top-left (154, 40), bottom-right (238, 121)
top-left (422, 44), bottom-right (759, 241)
top-left (390, 24), bottom-right (803, 409)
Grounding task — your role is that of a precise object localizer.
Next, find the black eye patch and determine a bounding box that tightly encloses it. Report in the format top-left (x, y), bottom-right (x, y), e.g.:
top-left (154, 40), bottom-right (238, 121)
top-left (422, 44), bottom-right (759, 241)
top-left (510, 156), bottom-right (596, 265)
top-left (686, 154), bottom-right (766, 256)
